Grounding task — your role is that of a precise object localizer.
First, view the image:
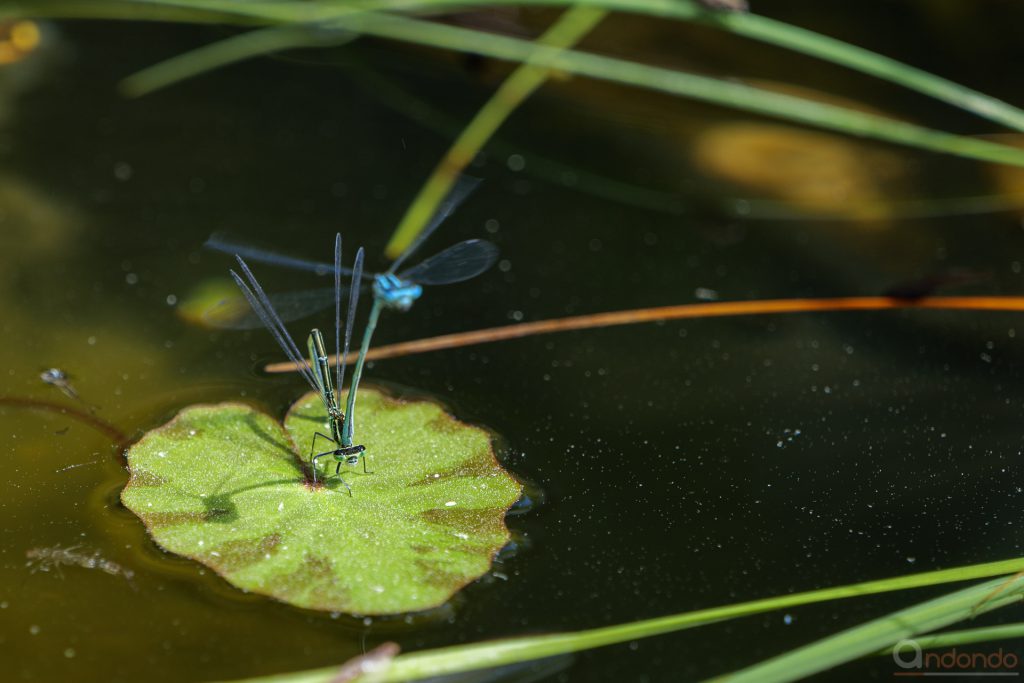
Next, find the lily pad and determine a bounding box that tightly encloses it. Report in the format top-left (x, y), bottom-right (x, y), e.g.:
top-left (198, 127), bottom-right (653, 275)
top-left (121, 387), bottom-right (521, 614)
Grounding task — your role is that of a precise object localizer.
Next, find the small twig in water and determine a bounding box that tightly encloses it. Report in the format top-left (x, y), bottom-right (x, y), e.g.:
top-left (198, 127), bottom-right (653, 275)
top-left (265, 295), bottom-right (1024, 373)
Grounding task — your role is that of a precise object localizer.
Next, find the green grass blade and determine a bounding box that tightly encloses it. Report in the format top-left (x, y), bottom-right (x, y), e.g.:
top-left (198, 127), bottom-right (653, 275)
top-left (710, 8), bottom-right (1024, 132)
top-left (215, 558), bottom-right (1024, 683)
top-left (120, 24), bottom-right (354, 97)
top-left (332, 57), bottom-right (1024, 221)
top-left (429, 0), bottom-right (1024, 133)
top-left (384, 5), bottom-right (607, 258)
top-left (12, 1), bottom-right (1024, 133)
top-left (708, 573), bottom-right (1024, 683)
top-left (12, 2), bottom-right (1024, 166)
top-left (338, 58), bottom-right (692, 215)
top-left (29, 0), bottom-right (1024, 133)
top-left (324, 11), bottom-right (1024, 168)
top-left (0, 0), bottom-right (249, 23)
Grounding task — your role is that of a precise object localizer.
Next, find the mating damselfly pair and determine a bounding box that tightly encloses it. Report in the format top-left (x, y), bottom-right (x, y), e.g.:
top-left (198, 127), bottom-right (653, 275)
top-left (214, 178), bottom-right (498, 493)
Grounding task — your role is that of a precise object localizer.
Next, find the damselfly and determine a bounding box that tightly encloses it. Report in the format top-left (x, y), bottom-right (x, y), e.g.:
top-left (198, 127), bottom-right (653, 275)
top-left (209, 179), bottom-right (498, 441)
top-left (230, 234), bottom-right (369, 492)
top-left (204, 177), bottom-right (498, 329)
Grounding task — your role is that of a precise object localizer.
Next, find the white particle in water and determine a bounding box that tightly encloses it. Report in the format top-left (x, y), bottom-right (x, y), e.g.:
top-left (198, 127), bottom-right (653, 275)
top-left (64, 648), bottom-right (76, 659)
top-left (445, 501), bottom-right (457, 507)
top-left (372, 585), bottom-right (385, 593)
top-left (906, 556), bottom-right (916, 563)
top-left (188, 430), bottom-right (196, 436)
top-left (157, 451), bottom-right (167, 458)
top-left (198, 540), bottom-right (204, 547)
top-left (29, 625), bottom-right (40, 635)
top-left (783, 614), bottom-right (794, 625)
top-left (166, 294), bottom-right (178, 306)
top-left (278, 502), bottom-right (284, 512)
top-left (114, 161), bottom-right (133, 180)
top-left (694, 287), bottom-right (719, 301)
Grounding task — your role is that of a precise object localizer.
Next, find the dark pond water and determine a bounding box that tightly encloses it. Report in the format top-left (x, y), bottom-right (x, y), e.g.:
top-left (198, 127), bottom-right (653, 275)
top-left (4, 3), bottom-right (1024, 682)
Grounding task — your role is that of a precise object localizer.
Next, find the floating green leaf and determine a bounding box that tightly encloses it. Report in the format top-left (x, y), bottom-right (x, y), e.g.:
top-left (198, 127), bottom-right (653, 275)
top-left (121, 387), bottom-right (522, 615)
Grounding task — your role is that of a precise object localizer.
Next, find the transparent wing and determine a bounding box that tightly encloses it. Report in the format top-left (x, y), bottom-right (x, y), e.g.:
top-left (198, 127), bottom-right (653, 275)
top-left (338, 247), bottom-right (365, 404)
top-left (333, 234), bottom-right (343, 404)
top-left (206, 232), bottom-right (337, 274)
top-left (398, 239), bottom-right (499, 286)
top-left (388, 176), bottom-right (482, 274)
top-left (229, 258), bottom-right (320, 394)
top-left (204, 287), bottom-right (338, 330)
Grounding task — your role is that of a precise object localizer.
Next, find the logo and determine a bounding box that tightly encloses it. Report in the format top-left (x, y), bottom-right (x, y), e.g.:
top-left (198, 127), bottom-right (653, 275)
top-left (893, 639), bottom-right (1020, 677)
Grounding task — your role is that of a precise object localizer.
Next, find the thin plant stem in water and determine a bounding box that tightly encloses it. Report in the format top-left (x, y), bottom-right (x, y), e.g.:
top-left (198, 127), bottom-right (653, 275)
top-left (264, 295), bottom-right (1024, 372)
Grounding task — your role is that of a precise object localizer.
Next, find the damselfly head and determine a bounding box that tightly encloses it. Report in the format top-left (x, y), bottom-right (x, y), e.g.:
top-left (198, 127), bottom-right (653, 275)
top-left (374, 273), bottom-right (422, 311)
top-left (339, 443), bottom-right (366, 465)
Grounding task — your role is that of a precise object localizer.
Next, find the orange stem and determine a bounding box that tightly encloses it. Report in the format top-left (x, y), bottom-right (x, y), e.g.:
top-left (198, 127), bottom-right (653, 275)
top-left (264, 296), bottom-right (1024, 373)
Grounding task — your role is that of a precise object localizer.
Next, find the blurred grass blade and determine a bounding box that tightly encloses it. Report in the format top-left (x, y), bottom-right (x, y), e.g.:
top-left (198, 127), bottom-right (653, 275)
top-left (120, 24), bottom-right (355, 97)
top-left (343, 59), bottom-right (690, 215)
top-left (385, 5), bottom-right (607, 258)
top-left (12, 3), bottom-right (1024, 166)
top-left (217, 558), bottom-right (1024, 683)
top-left (16, 1), bottom-right (1024, 133)
top-left (708, 7), bottom-right (1024, 132)
top-left (14, 2), bottom-right (1024, 166)
top-left (410, 0), bottom-right (1024, 133)
top-left (709, 573), bottom-right (1024, 683)
top-left (337, 59), bottom-right (1024, 221)
top-left (327, 12), bottom-right (1024, 168)
top-left (0, 0), bottom-right (242, 23)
